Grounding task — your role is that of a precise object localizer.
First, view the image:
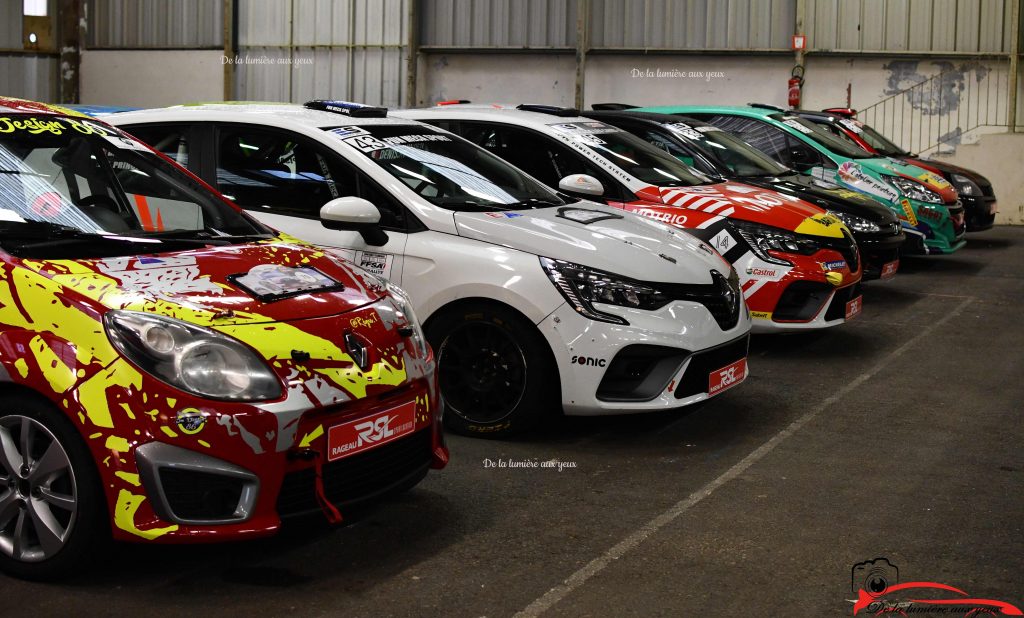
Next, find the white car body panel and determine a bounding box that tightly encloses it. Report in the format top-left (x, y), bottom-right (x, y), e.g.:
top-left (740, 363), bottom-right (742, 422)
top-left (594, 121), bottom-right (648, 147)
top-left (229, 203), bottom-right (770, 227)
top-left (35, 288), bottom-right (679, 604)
top-left (109, 103), bottom-right (751, 416)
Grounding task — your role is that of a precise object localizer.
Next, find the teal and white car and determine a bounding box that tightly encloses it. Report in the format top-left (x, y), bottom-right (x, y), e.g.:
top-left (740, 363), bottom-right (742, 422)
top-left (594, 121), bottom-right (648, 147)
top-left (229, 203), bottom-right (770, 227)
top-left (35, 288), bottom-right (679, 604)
top-left (635, 104), bottom-right (965, 255)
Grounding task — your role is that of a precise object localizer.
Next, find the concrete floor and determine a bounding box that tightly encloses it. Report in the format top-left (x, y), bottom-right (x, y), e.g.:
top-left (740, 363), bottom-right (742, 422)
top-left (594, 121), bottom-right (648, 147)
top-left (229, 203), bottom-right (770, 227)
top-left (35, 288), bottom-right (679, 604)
top-left (10, 227), bottom-right (1024, 617)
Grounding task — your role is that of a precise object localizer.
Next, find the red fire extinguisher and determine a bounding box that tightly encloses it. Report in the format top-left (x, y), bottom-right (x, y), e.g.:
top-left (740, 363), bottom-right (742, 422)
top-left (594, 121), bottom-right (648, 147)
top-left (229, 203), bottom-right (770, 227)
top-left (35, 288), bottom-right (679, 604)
top-left (788, 65), bottom-right (804, 109)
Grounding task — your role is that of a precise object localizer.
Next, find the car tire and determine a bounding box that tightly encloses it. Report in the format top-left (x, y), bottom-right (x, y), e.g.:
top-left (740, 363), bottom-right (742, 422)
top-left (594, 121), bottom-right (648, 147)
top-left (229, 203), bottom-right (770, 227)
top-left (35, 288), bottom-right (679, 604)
top-left (0, 392), bottom-right (107, 580)
top-left (426, 302), bottom-right (558, 438)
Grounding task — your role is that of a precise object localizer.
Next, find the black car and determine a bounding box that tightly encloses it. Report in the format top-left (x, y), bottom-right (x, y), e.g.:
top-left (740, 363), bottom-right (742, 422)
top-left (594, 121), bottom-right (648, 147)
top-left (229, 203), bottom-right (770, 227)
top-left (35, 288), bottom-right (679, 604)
top-left (788, 108), bottom-right (997, 231)
top-left (584, 109), bottom-right (906, 280)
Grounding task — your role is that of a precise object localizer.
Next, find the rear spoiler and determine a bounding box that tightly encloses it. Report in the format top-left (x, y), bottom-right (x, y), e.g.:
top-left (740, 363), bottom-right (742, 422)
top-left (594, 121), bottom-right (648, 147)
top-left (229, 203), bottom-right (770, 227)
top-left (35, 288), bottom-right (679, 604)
top-left (591, 103), bottom-right (639, 110)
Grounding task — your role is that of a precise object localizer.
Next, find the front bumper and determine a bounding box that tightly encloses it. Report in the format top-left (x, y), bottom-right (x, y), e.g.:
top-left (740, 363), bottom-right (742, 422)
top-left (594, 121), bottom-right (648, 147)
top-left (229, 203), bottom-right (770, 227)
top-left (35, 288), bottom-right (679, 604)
top-left (736, 246), bottom-right (863, 333)
top-left (538, 298), bottom-right (751, 416)
top-left (857, 229), bottom-right (905, 280)
top-left (117, 376), bottom-right (446, 542)
top-left (963, 194), bottom-right (997, 232)
top-left (904, 200), bottom-right (967, 254)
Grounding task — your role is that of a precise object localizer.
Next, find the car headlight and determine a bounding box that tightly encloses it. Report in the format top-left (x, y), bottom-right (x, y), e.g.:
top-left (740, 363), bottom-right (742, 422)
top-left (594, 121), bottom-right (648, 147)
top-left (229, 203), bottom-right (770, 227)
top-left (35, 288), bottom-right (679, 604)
top-left (540, 257), bottom-right (674, 325)
top-left (105, 311), bottom-right (282, 401)
top-left (950, 173), bottom-right (980, 197)
top-left (730, 220), bottom-right (819, 266)
top-left (883, 175), bottom-right (943, 203)
top-left (828, 210), bottom-right (881, 233)
top-left (386, 282), bottom-right (430, 359)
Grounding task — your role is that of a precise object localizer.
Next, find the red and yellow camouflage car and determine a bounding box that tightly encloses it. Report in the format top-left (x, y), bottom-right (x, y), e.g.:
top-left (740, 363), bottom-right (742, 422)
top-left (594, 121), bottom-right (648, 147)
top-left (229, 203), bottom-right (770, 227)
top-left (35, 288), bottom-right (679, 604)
top-left (0, 98), bottom-right (446, 579)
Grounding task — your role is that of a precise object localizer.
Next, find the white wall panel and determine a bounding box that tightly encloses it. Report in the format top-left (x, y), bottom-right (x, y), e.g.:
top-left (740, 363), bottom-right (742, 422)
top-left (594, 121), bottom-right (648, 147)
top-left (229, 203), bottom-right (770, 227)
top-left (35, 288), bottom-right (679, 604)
top-left (86, 0), bottom-right (222, 48)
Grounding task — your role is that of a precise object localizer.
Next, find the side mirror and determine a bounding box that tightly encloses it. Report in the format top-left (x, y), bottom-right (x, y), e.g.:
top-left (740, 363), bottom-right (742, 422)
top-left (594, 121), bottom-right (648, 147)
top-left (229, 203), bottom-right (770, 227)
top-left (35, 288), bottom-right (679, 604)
top-left (557, 174), bottom-right (605, 197)
top-left (320, 197), bottom-right (388, 246)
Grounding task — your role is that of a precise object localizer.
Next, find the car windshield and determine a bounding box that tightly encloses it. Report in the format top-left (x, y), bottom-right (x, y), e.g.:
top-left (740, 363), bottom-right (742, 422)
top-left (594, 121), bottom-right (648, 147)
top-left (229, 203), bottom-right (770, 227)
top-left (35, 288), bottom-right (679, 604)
top-left (768, 113), bottom-right (875, 159)
top-left (324, 124), bottom-right (566, 211)
top-left (666, 121), bottom-right (791, 177)
top-left (0, 115), bottom-right (268, 258)
top-left (549, 122), bottom-right (713, 187)
top-left (847, 119), bottom-right (910, 157)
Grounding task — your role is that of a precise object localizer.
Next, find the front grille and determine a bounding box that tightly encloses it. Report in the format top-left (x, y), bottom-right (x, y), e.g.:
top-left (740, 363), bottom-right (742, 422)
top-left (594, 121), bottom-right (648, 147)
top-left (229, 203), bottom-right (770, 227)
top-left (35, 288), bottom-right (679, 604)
top-left (597, 345), bottom-right (690, 402)
top-left (276, 429), bottom-right (432, 518)
top-left (674, 334), bottom-right (749, 399)
top-left (824, 283), bottom-right (862, 322)
top-left (658, 271), bottom-right (741, 331)
top-left (773, 281), bottom-right (833, 322)
top-left (819, 229), bottom-right (860, 273)
top-left (948, 203), bottom-right (966, 237)
top-left (159, 468), bottom-right (246, 520)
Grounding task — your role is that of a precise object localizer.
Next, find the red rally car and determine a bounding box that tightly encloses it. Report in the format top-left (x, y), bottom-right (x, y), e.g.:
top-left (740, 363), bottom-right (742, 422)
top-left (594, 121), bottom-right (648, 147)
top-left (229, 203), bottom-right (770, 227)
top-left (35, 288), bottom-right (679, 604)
top-left (0, 98), bottom-right (446, 580)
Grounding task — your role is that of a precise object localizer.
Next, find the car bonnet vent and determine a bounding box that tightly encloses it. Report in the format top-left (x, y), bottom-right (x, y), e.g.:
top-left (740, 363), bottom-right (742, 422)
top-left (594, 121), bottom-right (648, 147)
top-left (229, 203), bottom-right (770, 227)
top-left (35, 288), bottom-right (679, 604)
top-left (304, 100), bottom-right (388, 117)
top-left (516, 104), bottom-right (581, 117)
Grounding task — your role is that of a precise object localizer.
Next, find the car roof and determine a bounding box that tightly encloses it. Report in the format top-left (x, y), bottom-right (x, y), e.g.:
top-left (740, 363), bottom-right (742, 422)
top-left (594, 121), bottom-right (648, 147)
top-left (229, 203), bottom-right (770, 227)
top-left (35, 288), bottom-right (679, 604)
top-left (396, 104), bottom-right (606, 132)
top-left (582, 109), bottom-right (713, 127)
top-left (0, 96), bottom-right (91, 118)
top-left (109, 101), bottom-right (427, 130)
top-left (636, 104), bottom-right (783, 119)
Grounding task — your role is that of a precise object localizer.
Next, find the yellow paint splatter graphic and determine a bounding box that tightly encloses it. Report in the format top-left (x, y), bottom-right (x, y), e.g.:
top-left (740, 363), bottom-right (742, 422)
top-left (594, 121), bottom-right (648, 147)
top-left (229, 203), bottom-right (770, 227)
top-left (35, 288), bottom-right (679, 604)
top-left (113, 490), bottom-right (178, 540)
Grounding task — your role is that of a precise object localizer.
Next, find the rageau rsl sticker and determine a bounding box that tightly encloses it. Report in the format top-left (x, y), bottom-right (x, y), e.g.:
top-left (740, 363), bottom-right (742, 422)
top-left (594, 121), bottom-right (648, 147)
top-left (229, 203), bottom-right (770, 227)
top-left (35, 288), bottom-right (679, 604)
top-left (231, 264), bottom-right (342, 301)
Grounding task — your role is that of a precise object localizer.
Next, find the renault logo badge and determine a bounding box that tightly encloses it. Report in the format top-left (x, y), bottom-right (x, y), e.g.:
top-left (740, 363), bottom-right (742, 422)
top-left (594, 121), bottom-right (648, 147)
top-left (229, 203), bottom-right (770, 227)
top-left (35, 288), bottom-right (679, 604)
top-left (344, 331), bottom-right (371, 371)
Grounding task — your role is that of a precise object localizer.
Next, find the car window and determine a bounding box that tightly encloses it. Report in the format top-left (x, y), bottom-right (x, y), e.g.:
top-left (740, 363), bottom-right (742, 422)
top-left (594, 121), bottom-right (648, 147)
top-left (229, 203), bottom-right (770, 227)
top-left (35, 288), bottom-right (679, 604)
top-left (642, 129), bottom-right (701, 170)
top-left (325, 123), bottom-right (566, 211)
top-left (215, 125), bottom-right (409, 229)
top-left (453, 122), bottom-right (620, 193)
top-left (124, 124), bottom-right (191, 168)
top-left (216, 126), bottom-right (350, 217)
top-left (699, 115), bottom-right (791, 161)
top-left (0, 115), bottom-right (266, 258)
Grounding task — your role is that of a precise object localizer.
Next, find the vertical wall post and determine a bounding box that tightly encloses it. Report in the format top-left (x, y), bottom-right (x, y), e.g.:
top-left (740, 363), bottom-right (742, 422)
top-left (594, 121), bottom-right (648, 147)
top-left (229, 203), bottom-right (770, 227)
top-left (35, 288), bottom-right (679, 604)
top-left (406, 0), bottom-right (419, 107)
top-left (57, 0), bottom-right (83, 104)
top-left (574, 0), bottom-right (590, 110)
top-left (1008, 0), bottom-right (1020, 132)
top-left (223, 0), bottom-right (235, 100)
top-left (795, 0), bottom-right (806, 73)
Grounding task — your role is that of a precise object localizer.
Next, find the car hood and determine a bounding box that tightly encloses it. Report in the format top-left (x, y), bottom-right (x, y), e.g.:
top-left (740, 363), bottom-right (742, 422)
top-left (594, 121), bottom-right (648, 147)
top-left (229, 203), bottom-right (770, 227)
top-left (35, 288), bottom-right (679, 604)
top-left (758, 174), bottom-right (899, 225)
top-left (860, 157), bottom-right (958, 203)
top-left (18, 236), bottom-right (384, 325)
top-left (633, 181), bottom-right (848, 239)
top-left (899, 156), bottom-right (993, 189)
top-left (453, 202), bottom-right (729, 284)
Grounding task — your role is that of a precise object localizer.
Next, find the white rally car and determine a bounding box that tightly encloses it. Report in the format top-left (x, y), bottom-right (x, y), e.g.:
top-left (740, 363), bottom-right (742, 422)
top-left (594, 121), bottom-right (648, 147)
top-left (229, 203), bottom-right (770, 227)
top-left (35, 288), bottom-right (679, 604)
top-left (108, 101), bottom-right (751, 437)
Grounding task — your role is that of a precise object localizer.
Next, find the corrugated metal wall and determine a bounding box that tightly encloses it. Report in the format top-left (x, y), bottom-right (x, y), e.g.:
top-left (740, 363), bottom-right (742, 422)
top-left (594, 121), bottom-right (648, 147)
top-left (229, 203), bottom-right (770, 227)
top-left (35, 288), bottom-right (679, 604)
top-left (1, 0), bottom-right (57, 100)
top-left (420, 0), bottom-right (795, 50)
top-left (85, 0), bottom-right (223, 48)
top-left (589, 0), bottom-right (794, 50)
top-left (235, 0), bottom-right (410, 106)
top-left (422, 0), bottom-right (578, 48)
top-left (806, 0), bottom-right (1016, 53)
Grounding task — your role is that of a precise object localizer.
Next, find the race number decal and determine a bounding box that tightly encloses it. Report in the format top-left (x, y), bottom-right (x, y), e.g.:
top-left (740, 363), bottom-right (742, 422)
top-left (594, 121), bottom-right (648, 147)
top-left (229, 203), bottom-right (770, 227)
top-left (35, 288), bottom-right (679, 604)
top-left (344, 135), bottom-right (388, 153)
top-left (709, 229), bottom-right (737, 254)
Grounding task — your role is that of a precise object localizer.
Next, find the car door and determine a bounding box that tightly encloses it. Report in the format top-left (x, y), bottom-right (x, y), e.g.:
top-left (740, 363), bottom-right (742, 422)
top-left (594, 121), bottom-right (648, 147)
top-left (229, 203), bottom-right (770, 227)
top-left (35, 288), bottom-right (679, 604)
top-left (127, 121), bottom-right (411, 282)
top-left (212, 123), bottom-right (413, 282)
top-left (433, 119), bottom-right (631, 202)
